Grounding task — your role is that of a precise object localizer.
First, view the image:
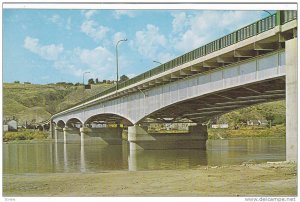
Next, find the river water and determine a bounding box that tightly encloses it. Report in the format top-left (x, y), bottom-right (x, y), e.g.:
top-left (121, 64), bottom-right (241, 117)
top-left (3, 138), bottom-right (285, 174)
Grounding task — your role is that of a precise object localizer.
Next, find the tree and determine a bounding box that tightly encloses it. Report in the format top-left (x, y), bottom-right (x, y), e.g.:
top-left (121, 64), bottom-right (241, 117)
top-left (95, 78), bottom-right (99, 84)
top-left (88, 78), bottom-right (95, 85)
top-left (120, 75), bottom-right (129, 82)
top-left (14, 81), bottom-right (20, 84)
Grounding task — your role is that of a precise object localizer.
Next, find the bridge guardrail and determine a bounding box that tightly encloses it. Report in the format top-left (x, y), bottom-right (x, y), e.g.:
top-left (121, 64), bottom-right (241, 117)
top-left (54, 10), bottom-right (297, 115)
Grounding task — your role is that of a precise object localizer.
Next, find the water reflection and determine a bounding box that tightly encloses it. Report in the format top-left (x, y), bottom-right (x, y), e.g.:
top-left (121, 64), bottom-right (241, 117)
top-left (128, 149), bottom-right (207, 171)
top-left (207, 138), bottom-right (286, 165)
top-left (80, 144), bottom-right (86, 172)
top-left (3, 138), bottom-right (286, 174)
top-left (3, 143), bottom-right (54, 173)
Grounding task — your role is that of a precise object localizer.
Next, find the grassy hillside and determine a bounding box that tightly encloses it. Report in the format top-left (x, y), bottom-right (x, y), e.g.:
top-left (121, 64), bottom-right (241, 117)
top-left (216, 100), bottom-right (286, 128)
top-left (3, 83), bottom-right (113, 125)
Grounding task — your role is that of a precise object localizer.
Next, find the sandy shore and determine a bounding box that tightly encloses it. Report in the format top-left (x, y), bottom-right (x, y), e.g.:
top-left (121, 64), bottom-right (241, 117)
top-left (3, 161), bottom-right (297, 197)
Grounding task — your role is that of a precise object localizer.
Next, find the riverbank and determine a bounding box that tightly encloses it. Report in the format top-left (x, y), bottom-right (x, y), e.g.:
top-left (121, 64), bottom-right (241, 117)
top-left (3, 161), bottom-right (296, 197)
top-left (208, 125), bottom-right (285, 139)
top-left (3, 130), bottom-right (49, 142)
top-left (3, 125), bottom-right (285, 143)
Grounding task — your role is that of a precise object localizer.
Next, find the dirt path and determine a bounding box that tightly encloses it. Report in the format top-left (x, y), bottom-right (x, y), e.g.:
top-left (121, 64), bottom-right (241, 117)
top-left (3, 161), bottom-right (297, 197)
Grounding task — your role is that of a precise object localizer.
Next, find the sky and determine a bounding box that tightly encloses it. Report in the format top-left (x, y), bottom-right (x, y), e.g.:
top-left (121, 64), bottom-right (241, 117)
top-left (3, 9), bottom-right (274, 84)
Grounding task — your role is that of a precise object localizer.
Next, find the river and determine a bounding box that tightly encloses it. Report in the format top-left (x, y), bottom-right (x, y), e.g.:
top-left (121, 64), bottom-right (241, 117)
top-left (3, 137), bottom-right (285, 174)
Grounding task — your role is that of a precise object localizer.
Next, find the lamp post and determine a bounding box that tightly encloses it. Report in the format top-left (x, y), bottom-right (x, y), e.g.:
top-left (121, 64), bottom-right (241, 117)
top-left (116, 38), bottom-right (127, 91)
top-left (83, 71), bottom-right (90, 86)
top-left (153, 60), bottom-right (162, 65)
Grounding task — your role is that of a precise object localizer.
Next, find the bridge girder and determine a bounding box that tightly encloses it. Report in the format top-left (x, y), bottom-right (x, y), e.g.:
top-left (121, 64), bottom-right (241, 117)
top-left (144, 77), bottom-right (285, 124)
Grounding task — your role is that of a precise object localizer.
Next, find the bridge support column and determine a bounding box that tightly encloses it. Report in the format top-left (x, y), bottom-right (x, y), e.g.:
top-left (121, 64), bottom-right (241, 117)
top-left (80, 127), bottom-right (122, 145)
top-left (63, 127), bottom-right (81, 144)
top-left (54, 126), bottom-right (64, 143)
top-left (50, 122), bottom-right (53, 139)
top-left (128, 124), bottom-right (208, 150)
top-left (286, 37), bottom-right (298, 162)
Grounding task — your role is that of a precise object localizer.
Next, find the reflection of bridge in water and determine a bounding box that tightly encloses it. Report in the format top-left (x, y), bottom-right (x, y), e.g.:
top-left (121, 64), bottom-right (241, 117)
top-left (43, 11), bottom-right (297, 161)
top-left (3, 139), bottom-right (286, 173)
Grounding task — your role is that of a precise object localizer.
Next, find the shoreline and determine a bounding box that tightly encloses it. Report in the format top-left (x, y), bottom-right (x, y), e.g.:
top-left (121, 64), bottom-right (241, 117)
top-left (3, 161), bottom-right (297, 197)
top-left (3, 134), bottom-right (285, 144)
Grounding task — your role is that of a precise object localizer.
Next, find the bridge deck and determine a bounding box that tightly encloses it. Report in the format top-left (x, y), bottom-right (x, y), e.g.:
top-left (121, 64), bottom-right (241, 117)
top-left (52, 10), bottom-right (296, 119)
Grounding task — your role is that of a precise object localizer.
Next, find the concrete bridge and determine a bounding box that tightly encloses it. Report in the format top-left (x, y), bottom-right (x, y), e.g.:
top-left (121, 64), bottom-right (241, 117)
top-left (50, 11), bottom-right (297, 161)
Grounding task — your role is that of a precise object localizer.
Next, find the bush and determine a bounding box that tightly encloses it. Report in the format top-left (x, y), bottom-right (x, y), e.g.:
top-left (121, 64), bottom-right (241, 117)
top-left (208, 124), bottom-right (286, 139)
top-left (3, 130), bottom-right (48, 142)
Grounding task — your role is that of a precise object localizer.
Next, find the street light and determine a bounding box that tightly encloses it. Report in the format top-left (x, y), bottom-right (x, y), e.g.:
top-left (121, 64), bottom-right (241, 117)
top-left (153, 60), bottom-right (162, 65)
top-left (116, 38), bottom-right (127, 91)
top-left (83, 71), bottom-right (90, 85)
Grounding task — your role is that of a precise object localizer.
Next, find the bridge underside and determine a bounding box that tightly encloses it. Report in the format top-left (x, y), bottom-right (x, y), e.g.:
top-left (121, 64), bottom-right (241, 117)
top-left (85, 114), bottom-right (133, 127)
top-left (145, 77), bottom-right (285, 124)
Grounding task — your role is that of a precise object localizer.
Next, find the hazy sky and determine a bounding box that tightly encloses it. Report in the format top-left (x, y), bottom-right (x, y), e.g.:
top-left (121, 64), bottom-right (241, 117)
top-left (3, 9), bottom-right (273, 84)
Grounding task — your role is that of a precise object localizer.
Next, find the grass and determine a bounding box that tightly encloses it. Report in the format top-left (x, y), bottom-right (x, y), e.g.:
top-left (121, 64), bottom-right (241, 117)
top-left (3, 82), bottom-right (114, 125)
top-left (3, 130), bottom-right (49, 142)
top-left (208, 124), bottom-right (286, 139)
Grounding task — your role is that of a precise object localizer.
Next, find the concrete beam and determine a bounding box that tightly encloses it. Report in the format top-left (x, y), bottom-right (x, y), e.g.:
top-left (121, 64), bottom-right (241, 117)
top-left (254, 42), bottom-right (275, 51)
top-left (217, 56), bottom-right (235, 64)
top-left (184, 110), bottom-right (224, 117)
top-left (234, 50), bottom-right (255, 58)
top-left (197, 105), bottom-right (244, 112)
top-left (180, 69), bottom-right (192, 76)
top-left (213, 93), bottom-right (234, 100)
top-left (190, 65), bottom-right (202, 72)
top-left (203, 61), bottom-right (219, 68)
top-left (171, 73), bottom-right (183, 79)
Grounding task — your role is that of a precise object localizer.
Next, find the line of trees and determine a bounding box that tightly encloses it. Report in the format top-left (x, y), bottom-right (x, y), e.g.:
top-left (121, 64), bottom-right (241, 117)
top-left (52, 74), bottom-right (130, 86)
top-left (87, 74), bottom-right (129, 84)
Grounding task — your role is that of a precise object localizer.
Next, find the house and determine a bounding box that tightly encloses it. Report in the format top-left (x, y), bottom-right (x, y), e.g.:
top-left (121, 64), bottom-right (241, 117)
top-left (258, 120), bottom-right (269, 126)
top-left (211, 124), bottom-right (229, 129)
top-left (7, 120), bottom-right (18, 131)
top-left (3, 119), bottom-right (18, 131)
top-left (3, 125), bottom-right (8, 132)
top-left (247, 120), bottom-right (269, 126)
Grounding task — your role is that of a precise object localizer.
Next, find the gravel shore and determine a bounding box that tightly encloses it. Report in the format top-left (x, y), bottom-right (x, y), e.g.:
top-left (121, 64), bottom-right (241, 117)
top-left (3, 161), bottom-right (297, 197)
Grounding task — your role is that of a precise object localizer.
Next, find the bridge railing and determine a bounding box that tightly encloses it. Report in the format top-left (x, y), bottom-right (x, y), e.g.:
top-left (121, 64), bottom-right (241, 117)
top-left (55, 10), bottom-right (297, 115)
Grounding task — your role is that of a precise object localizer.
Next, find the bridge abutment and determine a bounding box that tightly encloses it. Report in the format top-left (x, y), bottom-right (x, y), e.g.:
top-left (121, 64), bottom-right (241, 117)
top-left (128, 125), bottom-right (208, 150)
top-left (63, 127), bottom-right (81, 144)
top-left (80, 127), bottom-right (123, 145)
top-left (286, 37), bottom-right (298, 162)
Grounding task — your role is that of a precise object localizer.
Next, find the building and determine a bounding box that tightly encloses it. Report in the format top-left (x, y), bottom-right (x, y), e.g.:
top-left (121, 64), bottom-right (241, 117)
top-left (211, 124), bottom-right (229, 129)
top-left (3, 119), bottom-right (18, 131)
top-left (3, 125), bottom-right (8, 132)
top-left (247, 120), bottom-right (269, 126)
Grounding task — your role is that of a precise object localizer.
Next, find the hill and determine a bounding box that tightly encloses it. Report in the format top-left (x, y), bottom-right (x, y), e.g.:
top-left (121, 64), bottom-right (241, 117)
top-left (3, 83), bottom-right (113, 125)
top-left (3, 82), bottom-right (286, 127)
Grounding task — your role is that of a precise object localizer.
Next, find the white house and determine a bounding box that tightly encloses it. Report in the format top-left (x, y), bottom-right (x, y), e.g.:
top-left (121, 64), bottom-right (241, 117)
top-left (7, 120), bottom-right (18, 131)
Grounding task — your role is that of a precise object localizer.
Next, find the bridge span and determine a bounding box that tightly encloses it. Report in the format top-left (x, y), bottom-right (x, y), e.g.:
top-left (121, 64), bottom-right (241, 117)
top-left (50, 11), bottom-right (297, 161)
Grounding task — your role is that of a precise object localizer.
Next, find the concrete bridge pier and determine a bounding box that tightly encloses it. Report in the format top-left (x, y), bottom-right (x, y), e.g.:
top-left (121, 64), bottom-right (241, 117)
top-left (80, 126), bottom-right (123, 145)
top-left (54, 126), bottom-right (64, 143)
top-left (63, 127), bottom-right (81, 144)
top-left (128, 124), bottom-right (208, 150)
top-left (286, 37), bottom-right (297, 162)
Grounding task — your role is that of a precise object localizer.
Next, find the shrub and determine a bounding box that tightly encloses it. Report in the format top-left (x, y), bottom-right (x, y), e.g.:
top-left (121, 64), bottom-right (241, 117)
top-left (3, 130), bottom-right (48, 142)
